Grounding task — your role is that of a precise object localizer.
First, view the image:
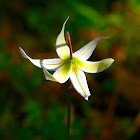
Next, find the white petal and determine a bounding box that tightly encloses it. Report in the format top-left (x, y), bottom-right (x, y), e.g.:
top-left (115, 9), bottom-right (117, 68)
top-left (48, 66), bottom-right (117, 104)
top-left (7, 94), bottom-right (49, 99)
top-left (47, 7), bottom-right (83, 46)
top-left (73, 37), bottom-right (110, 61)
top-left (53, 60), bottom-right (71, 83)
top-left (42, 59), bottom-right (64, 70)
top-left (19, 47), bottom-right (30, 59)
top-left (19, 47), bottom-right (63, 70)
top-left (70, 64), bottom-right (91, 100)
top-left (56, 17), bottom-right (70, 59)
top-left (43, 68), bottom-right (57, 82)
top-left (74, 57), bottom-right (114, 73)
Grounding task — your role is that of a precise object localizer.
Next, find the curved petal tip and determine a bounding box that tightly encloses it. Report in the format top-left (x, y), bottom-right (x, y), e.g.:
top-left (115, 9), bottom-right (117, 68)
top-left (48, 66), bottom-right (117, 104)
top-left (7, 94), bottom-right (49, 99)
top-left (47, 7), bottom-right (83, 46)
top-left (112, 58), bottom-right (115, 62)
top-left (85, 96), bottom-right (89, 101)
top-left (19, 47), bottom-right (30, 59)
top-left (110, 58), bottom-right (115, 64)
top-left (66, 16), bottom-right (69, 22)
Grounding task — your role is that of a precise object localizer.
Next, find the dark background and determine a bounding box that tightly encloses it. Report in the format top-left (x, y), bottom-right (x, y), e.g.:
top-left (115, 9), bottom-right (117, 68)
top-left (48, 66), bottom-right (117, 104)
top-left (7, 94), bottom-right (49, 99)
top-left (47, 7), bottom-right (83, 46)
top-left (0, 0), bottom-right (140, 139)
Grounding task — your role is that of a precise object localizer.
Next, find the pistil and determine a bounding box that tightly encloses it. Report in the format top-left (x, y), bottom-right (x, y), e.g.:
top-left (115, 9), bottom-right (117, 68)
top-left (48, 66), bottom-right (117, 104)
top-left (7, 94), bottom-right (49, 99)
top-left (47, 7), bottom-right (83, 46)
top-left (66, 31), bottom-right (73, 59)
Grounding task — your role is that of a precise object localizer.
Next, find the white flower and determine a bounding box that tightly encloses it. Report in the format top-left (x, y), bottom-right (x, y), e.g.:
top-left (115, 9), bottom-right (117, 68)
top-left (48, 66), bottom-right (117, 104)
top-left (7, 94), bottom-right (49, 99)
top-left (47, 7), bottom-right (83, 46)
top-left (19, 17), bottom-right (114, 100)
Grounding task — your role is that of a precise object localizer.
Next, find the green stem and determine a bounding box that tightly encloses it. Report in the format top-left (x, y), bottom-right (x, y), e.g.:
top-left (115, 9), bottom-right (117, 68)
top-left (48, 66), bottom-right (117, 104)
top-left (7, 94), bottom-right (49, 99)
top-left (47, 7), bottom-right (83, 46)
top-left (67, 87), bottom-right (71, 140)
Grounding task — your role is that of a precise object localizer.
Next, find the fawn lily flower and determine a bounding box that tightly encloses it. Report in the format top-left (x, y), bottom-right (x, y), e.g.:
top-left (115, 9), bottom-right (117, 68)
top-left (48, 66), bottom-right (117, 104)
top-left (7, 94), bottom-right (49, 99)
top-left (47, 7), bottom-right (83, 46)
top-left (19, 17), bottom-right (114, 100)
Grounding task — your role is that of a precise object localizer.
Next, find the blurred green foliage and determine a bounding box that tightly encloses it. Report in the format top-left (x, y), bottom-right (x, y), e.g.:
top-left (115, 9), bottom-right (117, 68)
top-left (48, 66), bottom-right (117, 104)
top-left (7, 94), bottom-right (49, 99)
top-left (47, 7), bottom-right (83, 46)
top-left (0, 0), bottom-right (140, 139)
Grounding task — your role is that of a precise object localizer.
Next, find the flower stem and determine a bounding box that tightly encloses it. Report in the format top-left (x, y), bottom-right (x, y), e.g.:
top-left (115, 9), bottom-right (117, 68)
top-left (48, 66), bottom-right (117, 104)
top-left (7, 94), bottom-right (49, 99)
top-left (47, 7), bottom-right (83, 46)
top-left (67, 86), bottom-right (71, 140)
top-left (66, 31), bottom-right (73, 59)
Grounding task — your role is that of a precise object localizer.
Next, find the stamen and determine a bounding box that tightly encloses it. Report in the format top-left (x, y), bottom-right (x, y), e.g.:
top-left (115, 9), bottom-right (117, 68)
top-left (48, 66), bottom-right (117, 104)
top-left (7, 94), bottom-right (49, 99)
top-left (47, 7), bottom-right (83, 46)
top-left (66, 31), bottom-right (73, 59)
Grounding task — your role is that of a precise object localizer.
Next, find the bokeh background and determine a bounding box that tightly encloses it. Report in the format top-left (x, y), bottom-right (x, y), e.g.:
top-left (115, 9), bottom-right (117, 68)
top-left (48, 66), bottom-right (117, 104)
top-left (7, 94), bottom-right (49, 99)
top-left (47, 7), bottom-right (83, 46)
top-left (0, 0), bottom-right (140, 139)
